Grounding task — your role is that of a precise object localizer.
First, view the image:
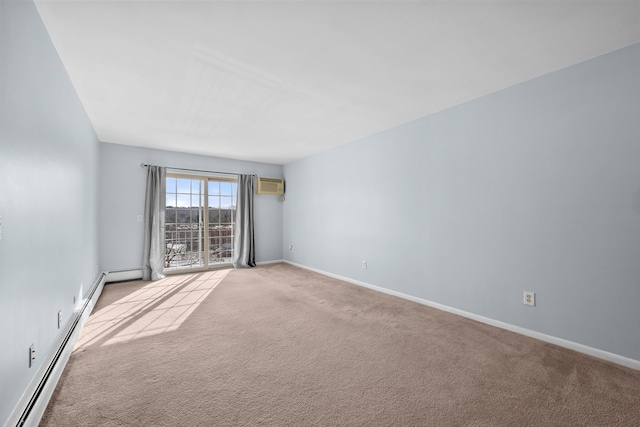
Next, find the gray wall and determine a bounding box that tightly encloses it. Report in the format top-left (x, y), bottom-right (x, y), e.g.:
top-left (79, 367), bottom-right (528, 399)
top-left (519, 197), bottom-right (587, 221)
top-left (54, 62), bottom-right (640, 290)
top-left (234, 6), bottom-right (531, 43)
top-left (283, 43), bottom-right (640, 361)
top-left (99, 143), bottom-right (283, 273)
top-left (0, 0), bottom-right (100, 424)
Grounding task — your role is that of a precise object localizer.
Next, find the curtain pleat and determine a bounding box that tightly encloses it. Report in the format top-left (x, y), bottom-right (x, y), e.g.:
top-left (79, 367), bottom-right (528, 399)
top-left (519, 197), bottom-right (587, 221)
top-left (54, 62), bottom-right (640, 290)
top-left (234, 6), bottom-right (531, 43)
top-left (233, 174), bottom-right (256, 268)
top-left (142, 166), bottom-right (166, 280)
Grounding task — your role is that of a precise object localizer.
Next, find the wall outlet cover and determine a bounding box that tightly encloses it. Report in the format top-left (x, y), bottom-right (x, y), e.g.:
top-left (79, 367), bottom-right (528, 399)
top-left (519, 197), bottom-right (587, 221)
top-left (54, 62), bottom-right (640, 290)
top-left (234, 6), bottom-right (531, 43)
top-left (524, 291), bottom-right (536, 307)
top-left (29, 344), bottom-right (36, 367)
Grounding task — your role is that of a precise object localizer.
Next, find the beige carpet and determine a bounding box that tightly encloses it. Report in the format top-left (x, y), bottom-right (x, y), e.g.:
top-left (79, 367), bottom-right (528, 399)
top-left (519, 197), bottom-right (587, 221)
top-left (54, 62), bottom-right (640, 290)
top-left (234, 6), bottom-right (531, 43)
top-left (41, 263), bottom-right (640, 426)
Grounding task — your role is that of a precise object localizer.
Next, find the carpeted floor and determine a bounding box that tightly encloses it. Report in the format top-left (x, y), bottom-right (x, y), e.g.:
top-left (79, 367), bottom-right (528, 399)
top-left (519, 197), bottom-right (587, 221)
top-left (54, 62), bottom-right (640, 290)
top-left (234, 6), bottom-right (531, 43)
top-left (41, 263), bottom-right (640, 426)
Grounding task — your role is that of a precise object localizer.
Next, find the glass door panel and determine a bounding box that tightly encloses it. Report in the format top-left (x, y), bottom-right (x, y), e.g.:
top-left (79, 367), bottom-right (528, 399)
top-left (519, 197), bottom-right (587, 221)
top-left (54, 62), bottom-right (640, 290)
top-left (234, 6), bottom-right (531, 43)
top-left (166, 177), bottom-right (205, 271)
top-left (208, 180), bottom-right (237, 265)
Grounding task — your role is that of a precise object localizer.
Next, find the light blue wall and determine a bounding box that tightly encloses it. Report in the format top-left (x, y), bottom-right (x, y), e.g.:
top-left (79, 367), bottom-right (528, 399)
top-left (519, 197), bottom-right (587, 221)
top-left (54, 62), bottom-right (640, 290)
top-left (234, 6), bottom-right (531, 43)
top-left (283, 43), bottom-right (640, 361)
top-left (0, 4), bottom-right (637, 424)
top-left (0, 0), bottom-right (100, 424)
top-left (99, 143), bottom-right (284, 273)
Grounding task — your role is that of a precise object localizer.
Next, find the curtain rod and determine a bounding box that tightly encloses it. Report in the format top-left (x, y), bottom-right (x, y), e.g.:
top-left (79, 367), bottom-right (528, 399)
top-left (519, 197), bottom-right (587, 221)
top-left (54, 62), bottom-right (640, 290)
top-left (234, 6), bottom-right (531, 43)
top-left (140, 163), bottom-right (255, 177)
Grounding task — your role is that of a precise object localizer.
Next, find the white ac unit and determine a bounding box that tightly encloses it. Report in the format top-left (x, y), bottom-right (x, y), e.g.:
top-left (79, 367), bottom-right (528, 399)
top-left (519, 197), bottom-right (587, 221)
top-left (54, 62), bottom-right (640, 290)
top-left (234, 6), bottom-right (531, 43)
top-left (257, 177), bottom-right (285, 195)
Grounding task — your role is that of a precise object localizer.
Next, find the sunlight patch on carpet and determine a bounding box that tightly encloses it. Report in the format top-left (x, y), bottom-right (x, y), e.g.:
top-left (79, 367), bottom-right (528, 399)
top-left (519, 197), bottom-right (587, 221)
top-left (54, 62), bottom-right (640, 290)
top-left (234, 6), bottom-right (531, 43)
top-left (75, 269), bottom-right (231, 348)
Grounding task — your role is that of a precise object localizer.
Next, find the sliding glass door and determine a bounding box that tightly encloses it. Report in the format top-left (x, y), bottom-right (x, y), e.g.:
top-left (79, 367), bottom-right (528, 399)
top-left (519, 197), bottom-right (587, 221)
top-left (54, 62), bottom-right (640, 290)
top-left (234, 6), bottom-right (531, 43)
top-left (165, 174), bottom-right (237, 272)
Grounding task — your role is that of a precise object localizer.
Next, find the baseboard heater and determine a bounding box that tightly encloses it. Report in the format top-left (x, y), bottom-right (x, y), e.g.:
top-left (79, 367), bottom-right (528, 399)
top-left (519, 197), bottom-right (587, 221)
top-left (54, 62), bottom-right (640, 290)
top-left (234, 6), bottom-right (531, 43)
top-left (106, 268), bottom-right (142, 283)
top-left (6, 272), bottom-right (107, 427)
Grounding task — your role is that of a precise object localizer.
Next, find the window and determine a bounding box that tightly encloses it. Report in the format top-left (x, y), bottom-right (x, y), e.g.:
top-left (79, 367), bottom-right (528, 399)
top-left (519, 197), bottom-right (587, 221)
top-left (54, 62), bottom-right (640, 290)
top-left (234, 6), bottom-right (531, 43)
top-left (165, 174), bottom-right (237, 272)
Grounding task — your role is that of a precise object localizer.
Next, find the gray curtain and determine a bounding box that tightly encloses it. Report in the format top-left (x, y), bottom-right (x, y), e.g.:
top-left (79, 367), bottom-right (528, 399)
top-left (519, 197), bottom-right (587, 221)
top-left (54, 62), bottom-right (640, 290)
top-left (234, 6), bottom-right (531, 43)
top-left (233, 174), bottom-right (256, 268)
top-left (142, 166), bottom-right (166, 280)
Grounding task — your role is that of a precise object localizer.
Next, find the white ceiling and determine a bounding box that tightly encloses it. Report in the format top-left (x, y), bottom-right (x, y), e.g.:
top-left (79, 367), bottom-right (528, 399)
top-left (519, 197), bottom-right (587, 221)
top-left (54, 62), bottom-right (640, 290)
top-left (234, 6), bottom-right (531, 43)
top-left (35, 1), bottom-right (640, 165)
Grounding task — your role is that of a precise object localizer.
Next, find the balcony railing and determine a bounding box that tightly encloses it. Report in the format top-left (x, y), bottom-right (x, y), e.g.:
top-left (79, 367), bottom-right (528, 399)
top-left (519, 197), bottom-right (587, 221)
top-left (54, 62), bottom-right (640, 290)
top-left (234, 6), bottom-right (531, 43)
top-left (165, 223), bottom-right (234, 270)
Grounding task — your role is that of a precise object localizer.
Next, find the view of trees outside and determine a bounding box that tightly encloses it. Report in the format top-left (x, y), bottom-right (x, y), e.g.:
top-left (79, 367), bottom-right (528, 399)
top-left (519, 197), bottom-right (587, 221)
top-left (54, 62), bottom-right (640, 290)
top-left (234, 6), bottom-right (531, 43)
top-left (165, 177), bottom-right (237, 271)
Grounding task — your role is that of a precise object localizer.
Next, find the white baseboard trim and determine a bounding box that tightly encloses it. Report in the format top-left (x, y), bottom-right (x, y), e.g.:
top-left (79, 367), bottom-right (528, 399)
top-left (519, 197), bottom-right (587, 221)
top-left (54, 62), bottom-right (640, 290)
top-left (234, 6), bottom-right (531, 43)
top-left (284, 260), bottom-right (640, 372)
top-left (106, 269), bottom-right (143, 283)
top-left (107, 262), bottom-right (282, 281)
top-left (5, 272), bottom-right (107, 427)
top-left (256, 259), bottom-right (284, 266)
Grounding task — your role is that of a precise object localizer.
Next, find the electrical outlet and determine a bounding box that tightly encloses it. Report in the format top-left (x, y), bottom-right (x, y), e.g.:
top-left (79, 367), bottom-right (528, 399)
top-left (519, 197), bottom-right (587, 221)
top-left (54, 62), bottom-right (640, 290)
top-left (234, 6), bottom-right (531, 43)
top-left (362, 260), bottom-right (367, 269)
top-left (29, 344), bottom-right (36, 367)
top-left (523, 291), bottom-right (535, 307)
top-left (58, 310), bottom-right (62, 329)
top-left (289, 245), bottom-right (293, 251)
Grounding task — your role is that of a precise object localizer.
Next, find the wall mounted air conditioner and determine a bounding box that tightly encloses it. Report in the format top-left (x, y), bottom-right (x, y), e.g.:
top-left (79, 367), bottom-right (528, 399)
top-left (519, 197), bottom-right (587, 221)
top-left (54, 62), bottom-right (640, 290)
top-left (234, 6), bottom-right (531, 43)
top-left (257, 177), bottom-right (285, 195)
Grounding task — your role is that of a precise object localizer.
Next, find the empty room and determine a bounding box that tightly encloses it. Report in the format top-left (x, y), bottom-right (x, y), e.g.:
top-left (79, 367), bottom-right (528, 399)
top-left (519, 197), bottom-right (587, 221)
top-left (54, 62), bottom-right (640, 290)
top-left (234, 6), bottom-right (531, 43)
top-left (1, 0), bottom-right (640, 425)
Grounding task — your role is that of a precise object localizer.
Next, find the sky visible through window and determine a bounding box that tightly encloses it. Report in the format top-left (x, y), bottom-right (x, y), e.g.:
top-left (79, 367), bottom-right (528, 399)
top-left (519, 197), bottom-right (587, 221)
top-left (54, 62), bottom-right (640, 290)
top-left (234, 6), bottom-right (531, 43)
top-left (166, 177), bottom-right (237, 208)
